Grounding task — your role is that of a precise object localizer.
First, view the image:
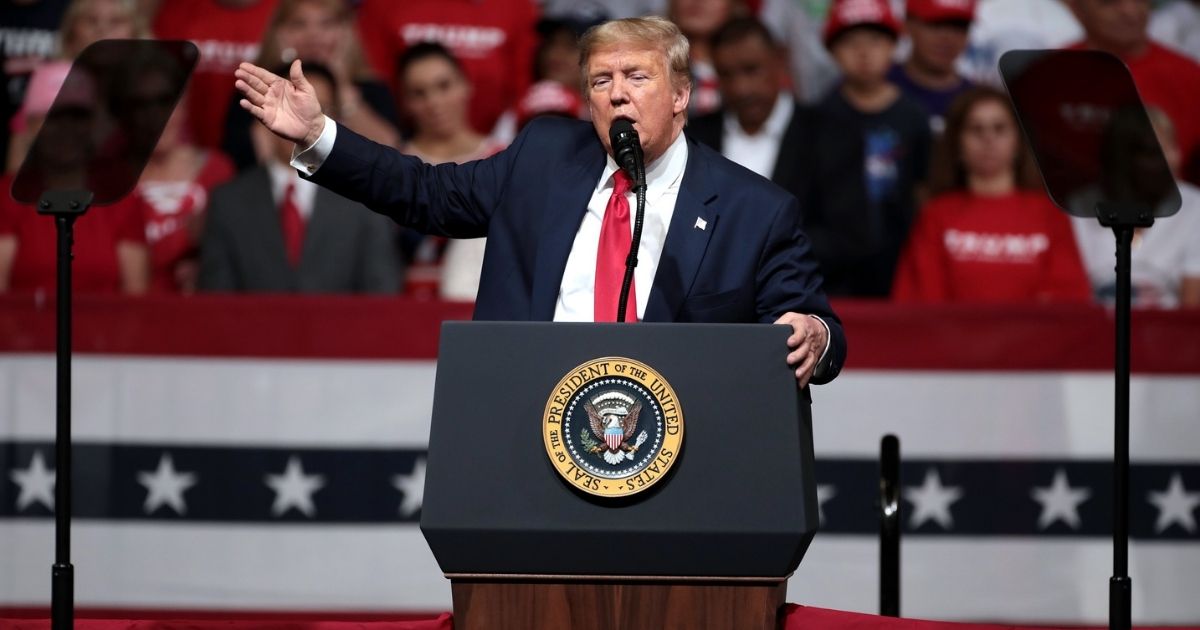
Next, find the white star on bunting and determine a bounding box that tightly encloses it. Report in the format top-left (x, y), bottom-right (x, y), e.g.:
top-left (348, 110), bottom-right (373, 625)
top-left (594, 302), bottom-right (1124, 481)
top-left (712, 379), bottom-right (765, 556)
top-left (903, 468), bottom-right (963, 530)
top-left (1031, 468), bottom-right (1091, 530)
top-left (137, 453), bottom-right (198, 515)
top-left (392, 458), bottom-right (427, 517)
top-left (816, 484), bottom-right (837, 525)
top-left (265, 456), bottom-right (326, 517)
top-left (1148, 473), bottom-right (1200, 534)
top-left (10, 450), bottom-right (56, 512)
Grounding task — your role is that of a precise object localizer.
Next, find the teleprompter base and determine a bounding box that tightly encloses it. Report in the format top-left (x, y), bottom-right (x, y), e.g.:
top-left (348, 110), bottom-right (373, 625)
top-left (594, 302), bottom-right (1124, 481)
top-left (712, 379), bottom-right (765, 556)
top-left (449, 574), bottom-right (789, 630)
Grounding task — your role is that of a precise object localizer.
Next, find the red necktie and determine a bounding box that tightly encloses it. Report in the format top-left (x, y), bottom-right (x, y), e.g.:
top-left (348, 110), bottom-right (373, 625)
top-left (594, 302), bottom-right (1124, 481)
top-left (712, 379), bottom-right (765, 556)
top-left (279, 181), bottom-right (305, 267)
top-left (595, 169), bottom-right (636, 322)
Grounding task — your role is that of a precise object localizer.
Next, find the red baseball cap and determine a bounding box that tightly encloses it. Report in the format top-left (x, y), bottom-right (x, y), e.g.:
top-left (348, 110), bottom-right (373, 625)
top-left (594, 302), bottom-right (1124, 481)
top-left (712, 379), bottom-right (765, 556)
top-left (823, 0), bottom-right (903, 47)
top-left (906, 0), bottom-right (976, 23)
top-left (516, 80), bottom-right (584, 129)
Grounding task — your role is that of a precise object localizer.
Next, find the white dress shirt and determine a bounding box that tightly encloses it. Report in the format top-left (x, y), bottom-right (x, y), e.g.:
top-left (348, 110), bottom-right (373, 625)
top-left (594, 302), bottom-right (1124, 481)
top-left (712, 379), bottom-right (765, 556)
top-left (721, 92), bottom-right (793, 179)
top-left (267, 160), bottom-right (317, 220)
top-left (553, 130), bottom-right (688, 321)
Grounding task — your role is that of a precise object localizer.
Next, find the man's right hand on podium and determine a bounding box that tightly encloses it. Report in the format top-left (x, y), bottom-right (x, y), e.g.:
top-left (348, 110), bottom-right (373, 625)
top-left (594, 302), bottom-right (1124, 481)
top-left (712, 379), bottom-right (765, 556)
top-left (235, 59), bottom-right (326, 149)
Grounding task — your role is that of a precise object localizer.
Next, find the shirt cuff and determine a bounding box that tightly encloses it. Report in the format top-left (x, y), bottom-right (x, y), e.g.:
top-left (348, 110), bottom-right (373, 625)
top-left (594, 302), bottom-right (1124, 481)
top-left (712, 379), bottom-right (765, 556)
top-left (808, 314), bottom-right (832, 367)
top-left (290, 115), bottom-right (337, 176)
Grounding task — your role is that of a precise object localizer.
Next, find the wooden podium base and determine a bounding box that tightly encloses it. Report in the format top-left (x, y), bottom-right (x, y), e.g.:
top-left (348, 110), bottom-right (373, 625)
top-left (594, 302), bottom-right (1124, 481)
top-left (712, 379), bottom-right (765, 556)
top-left (449, 574), bottom-right (788, 630)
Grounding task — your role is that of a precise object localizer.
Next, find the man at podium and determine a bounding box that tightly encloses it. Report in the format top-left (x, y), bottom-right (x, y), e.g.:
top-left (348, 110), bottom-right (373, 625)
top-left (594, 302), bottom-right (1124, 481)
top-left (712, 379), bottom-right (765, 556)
top-left (234, 16), bottom-right (846, 388)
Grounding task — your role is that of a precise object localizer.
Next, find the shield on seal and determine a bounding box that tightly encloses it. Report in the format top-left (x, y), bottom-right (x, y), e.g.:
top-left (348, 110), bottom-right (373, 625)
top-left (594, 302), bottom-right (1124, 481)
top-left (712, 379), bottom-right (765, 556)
top-left (604, 424), bottom-right (623, 451)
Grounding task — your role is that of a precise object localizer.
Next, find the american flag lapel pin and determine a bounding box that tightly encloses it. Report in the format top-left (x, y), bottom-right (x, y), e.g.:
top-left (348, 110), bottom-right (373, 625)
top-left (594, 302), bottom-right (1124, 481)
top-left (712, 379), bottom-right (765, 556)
top-left (694, 217), bottom-right (707, 231)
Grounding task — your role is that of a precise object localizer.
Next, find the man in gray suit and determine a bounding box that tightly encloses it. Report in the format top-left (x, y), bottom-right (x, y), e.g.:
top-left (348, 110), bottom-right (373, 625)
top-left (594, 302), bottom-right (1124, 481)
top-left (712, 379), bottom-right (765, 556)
top-left (199, 63), bottom-right (401, 294)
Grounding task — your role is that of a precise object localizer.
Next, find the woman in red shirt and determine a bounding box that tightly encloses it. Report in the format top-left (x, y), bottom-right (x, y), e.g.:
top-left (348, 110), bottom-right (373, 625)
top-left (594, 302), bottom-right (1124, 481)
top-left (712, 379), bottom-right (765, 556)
top-left (138, 97), bottom-right (235, 294)
top-left (0, 61), bottom-right (148, 296)
top-left (892, 86), bottom-right (1092, 303)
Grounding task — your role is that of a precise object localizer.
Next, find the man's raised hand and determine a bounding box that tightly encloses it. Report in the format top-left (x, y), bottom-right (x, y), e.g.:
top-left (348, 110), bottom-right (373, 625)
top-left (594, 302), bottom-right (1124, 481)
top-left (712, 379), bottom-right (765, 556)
top-left (235, 59), bottom-right (325, 148)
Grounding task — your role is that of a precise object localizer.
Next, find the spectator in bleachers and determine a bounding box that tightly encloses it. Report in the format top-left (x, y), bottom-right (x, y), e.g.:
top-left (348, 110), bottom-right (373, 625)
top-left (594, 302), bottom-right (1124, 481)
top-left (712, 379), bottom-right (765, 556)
top-left (137, 96), bottom-right (235, 294)
top-left (1149, 0), bottom-right (1200, 64)
top-left (58, 0), bottom-right (147, 58)
top-left (153, 0), bottom-right (280, 149)
top-left (758, 0), bottom-right (841, 104)
top-left (959, 0), bottom-right (1082, 85)
top-left (817, 0), bottom-right (932, 296)
top-left (888, 0), bottom-right (975, 134)
top-left (510, 18), bottom-right (588, 129)
top-left (355, 0), bottom-right (540, 143)
top-left (1071, 108), bottom-right (1200, 308)
top-left (669, 0), bottom-right (744, 116)
top-left (395, 43), bottom-right (508, 301)
top-left (221, 0), bottom-right (401, 171)
top-left (1, 0), bottom-right (70, 173)
top-left (892, 86), bottom-right (1092, 303)
top-left (198, 62), bottom-right (400, 294)
top-left (689, 17), bottom-right (872, 296)
top-left (0, 61), bottom-right (148, 295)
top-left (1065, 0), bottom-right (1200, 185)
top-left (533, 19), bottom-right (585, 92)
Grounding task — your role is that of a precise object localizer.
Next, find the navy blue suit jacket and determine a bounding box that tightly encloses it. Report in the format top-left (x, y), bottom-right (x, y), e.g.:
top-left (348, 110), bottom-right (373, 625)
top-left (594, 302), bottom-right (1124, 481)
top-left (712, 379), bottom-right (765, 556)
top-left (307, 116), bottom-right (846, 383)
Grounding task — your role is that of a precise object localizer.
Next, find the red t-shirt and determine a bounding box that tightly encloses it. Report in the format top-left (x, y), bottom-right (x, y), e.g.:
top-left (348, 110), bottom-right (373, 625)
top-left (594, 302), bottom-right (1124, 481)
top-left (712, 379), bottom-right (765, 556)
top-left (153, 0), bottom-right (279, 148)
top-left (892, 190), bottom-right (1093, 303)
top-left (1, 174), bottom-right (146, 295)
top-left (137, 150), bottom-right (235, 293)
top-left (1068, 41), bottom-right (1200, 183)
top-left (356, 0), bottom-right (539, 135)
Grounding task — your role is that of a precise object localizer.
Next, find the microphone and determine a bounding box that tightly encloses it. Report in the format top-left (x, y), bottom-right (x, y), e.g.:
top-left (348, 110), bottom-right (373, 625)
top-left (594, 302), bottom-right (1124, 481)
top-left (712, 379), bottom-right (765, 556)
top-left (609, 118), bottom-right (645, 189)
top-left (607, 118), bottom-right (647, 323)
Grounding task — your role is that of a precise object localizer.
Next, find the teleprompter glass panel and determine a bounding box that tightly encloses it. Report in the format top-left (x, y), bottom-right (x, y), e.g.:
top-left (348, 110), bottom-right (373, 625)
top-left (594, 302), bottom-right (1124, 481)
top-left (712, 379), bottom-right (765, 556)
top-left (11, 39), bottom-right (198, 205)
top-left (999, 50), bottom-right (1180, 219)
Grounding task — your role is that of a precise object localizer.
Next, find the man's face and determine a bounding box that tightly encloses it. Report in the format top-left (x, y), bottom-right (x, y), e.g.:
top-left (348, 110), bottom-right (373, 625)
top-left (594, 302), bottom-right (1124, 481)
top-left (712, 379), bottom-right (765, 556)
top-left (713, 34), bottom-right (782, 134)
top-left (907, 18), bottom-right (969, 75)
top-left (586, 44), bottom-right (690, 164)
top-left (830, 28), bottom-right (896, 88)
top-left (1069, 0), bottom-right (1150, 53)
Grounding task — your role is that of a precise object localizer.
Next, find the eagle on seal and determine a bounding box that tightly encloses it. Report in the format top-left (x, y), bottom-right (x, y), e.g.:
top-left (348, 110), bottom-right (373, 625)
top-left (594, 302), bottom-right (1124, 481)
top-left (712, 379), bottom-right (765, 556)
top-left (585, 397), bottom-right (644, 465)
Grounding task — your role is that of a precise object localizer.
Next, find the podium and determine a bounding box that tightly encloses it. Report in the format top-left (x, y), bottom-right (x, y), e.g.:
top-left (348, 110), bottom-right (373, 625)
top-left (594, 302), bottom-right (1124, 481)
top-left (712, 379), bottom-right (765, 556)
top-left (421, 322), bottom-right (819, 630)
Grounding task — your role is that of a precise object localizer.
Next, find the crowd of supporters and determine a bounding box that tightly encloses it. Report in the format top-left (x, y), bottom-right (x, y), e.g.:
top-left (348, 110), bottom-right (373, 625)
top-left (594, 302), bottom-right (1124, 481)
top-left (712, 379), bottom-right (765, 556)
top-left (1, 0), bottom-right (1197, 307)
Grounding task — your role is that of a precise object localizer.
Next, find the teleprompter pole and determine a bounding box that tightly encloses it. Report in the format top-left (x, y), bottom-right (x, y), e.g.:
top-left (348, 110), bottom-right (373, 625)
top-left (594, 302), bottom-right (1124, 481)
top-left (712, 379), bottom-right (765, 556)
top-left (1096, 203), bottom-right (1152, 630)
top-left (39, 191), bottom-right (93, 630)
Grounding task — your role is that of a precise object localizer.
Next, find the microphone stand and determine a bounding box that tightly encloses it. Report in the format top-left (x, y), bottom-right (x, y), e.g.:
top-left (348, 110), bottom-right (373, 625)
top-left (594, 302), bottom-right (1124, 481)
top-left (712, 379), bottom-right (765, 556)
top-left (616, 159), bottom-right (647, 323)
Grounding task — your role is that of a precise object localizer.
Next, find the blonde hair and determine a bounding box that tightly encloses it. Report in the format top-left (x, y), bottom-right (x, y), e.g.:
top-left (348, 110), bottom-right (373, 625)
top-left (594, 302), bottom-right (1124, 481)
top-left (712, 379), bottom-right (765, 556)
top-left (254, 0), bottom-right (376, 82)
top-left (578, 16), bottom-right (692, 93)
top-left (58, 0), bottom-right (150, 59)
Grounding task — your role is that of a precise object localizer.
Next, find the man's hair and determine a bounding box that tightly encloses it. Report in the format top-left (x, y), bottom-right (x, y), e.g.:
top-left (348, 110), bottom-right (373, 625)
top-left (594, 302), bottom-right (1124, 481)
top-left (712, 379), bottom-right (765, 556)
top-left (711, 16), bottom-right (777, 53)
top-left (578, 16), bottom-right (692, 92)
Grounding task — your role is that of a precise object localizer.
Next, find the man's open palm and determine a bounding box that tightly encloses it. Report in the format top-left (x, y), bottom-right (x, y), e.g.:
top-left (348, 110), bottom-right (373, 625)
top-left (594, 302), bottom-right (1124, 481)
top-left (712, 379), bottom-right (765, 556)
top-left (235, 60), bottom-right (325, 147)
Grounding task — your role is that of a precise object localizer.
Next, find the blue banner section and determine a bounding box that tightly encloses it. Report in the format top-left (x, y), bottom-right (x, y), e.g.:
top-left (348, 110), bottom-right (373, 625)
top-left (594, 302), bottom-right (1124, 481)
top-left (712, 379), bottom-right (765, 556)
top-left (2, 441), bottom-right (1198, 540)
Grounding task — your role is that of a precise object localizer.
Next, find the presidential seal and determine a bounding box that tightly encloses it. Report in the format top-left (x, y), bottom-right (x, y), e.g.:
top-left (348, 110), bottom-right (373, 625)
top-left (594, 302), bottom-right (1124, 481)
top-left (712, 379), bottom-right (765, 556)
top-left (543, 357), bottom-right (683, 498)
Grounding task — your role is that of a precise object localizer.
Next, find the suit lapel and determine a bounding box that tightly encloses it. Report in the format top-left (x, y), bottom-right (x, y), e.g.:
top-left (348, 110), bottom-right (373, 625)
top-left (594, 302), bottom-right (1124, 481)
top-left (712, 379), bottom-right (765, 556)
top-left (644, 138), bottom-right (717, 322)
top-left (529, 144), bottom-right (606, 320)
top-left (246, 169), bottom-right (295, 286)
top-left (298, 188), bottom-right (343, 281)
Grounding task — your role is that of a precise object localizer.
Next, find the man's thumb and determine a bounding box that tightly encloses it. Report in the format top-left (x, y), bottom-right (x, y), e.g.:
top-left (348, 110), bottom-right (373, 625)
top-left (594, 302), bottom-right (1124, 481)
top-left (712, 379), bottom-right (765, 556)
top-left (290, 59), bottom-right (309, 89)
